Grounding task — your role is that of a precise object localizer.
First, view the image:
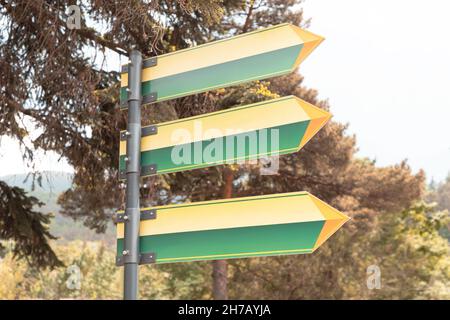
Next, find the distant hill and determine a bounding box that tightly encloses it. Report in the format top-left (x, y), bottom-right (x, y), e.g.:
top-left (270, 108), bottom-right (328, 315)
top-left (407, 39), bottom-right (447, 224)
top-left (2, 171), bottom-right (73, 193)
top-left (1, 171), bottom-right (115, 246)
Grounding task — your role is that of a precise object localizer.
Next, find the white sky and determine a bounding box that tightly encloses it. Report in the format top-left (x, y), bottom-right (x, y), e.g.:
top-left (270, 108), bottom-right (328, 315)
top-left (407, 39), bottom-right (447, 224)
top-left (300, 0), bottom-right (450, 182)
top-left (1, 0), bottom-right (449, 181)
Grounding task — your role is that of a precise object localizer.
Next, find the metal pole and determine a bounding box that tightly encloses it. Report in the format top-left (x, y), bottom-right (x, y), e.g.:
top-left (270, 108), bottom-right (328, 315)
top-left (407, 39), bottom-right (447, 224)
top-left (123, 50), bottom-right (142, 300)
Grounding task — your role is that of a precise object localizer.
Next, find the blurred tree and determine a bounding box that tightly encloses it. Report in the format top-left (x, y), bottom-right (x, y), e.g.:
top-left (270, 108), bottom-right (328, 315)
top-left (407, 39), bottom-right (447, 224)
top-left (0, 240), bottom-right (210, 299)
top-left (425, 175), bottom-right (450, 240)
top-left (0, 241), bottom-right (121, 299)
top-left (366, 202), bottom-right (449, 299)
top-left (427, 175), bottom-right (450, 212)
top-left (140, 262), bottom-right (212, 299)
top-left (0, 180), bottom-right (62, 267)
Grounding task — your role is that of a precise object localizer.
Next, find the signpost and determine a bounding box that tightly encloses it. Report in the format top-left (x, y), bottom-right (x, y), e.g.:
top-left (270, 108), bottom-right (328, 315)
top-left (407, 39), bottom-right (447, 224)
top-left (116, 192), bottom-right (349, 264)
top-left (118, 23), bottom-right (348, 300)
top-left (119, 23), bottom-right (323, 108)
top-left (119, 96), bottom-right (331, 178)
top-left (122, 50), bottom-right (143, 300)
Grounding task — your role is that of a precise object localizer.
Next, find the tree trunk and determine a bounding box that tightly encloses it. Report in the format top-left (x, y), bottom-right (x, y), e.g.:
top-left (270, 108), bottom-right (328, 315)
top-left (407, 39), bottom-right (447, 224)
top-left (212, 260), bottom-right (228, 300)
top-left (212, 167), bottom-right (233, 300)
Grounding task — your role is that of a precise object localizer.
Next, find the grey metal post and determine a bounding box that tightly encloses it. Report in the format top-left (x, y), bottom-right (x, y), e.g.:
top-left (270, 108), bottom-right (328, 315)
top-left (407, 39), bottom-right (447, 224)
top-left (123, 50), bottom-right (142, 300)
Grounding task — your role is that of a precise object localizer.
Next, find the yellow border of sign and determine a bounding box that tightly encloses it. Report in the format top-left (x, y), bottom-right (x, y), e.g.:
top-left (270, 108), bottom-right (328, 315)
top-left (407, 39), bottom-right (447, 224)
top-left (157, 248), bottom-right (313, 262)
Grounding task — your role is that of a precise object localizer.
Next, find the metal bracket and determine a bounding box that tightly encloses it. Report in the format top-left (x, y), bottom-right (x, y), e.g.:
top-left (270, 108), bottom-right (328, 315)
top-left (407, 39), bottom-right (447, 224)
top-left (116, 252), bottom-right (156, 266)
top-left (119, 131), bottom-right (128, 141)
top-left (119, 164), bottom-right (157, 180)
top-left (119, 97), bottom-right (131, 110)
top-left (142, 125), bottom-right (158, 137)
top-left (115, 209), bottom-right (157, 224)
top-left (120, 125), bottom-right (157, 141)
top-left (121, 56), bottom-right (157, 73)
top-left (143, 57), bottom-right (158, 68)
top-left (116, 255), bottom-right (124, 266)
top-left (142, 92), bottom-right (158, 105)
top-left (141, 164), bottom-right (157, 177)
top-left (139, 252), bottom-right (156, 265)
top-left (120, 56), bottom-right (158, 108)
top-left (120, 92), bottom-right (158, 110)
top-left (141, 208), bottom-right (157, 220)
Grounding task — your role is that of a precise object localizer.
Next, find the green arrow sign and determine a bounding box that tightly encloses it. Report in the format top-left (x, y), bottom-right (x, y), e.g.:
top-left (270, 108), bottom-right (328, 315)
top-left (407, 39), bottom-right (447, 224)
top-left (116, 192), bottom-right (349, 264)
top-left (119, 96), bottom-right (331, 178)
top-left (120, 23), bottom-right (323, 107)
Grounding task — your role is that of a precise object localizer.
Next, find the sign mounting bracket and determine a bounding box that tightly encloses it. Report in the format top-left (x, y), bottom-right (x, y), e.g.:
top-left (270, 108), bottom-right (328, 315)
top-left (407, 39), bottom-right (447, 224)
top-left (121, 56), bottom-right (157, 73)
top-left (120, 56), bottom-right (158, 109)
top-left (120, 125), bottom-right (158, 141)
top-left (116, 252), bottom-right (156, 266)
top-left (115, 208), bottom-right (157, 224)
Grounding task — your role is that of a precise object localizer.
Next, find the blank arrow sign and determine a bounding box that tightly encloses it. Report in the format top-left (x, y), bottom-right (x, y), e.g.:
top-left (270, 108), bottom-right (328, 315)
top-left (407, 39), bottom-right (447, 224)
top-left (116, 192), bottom-right (349, 264)
top-left (120, 23), bottom-right (323, 107)
top-left (119, 95), bottom-right (331, 178)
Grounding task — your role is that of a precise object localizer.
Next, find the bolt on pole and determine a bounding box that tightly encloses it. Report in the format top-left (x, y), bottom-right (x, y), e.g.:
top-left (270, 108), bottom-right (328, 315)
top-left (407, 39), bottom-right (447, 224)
top-left (123, 49), bottom-right (142, 300)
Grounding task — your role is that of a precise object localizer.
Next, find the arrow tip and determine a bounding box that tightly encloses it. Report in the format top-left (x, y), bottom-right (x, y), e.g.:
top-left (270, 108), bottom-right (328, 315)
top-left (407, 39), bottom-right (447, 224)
top-left (290, 25), bottom-right (324, 68)
top-left (307, 193), bottom-right (350, 251)
top-left (295, 98), bottom-right (331, 149)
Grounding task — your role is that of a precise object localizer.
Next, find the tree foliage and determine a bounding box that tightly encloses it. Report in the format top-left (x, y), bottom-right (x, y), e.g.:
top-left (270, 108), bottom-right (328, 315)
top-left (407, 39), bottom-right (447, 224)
top-left (0, 180), bottom-right (62, 267)
top-left (367, 202), bottom-right (450, 299)
top-left (0, 0), bottom-right (227, 266)
top-left (0, 240), bottom-right (212, 299)
top-left (426, 176), bottom-right (450, 240)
